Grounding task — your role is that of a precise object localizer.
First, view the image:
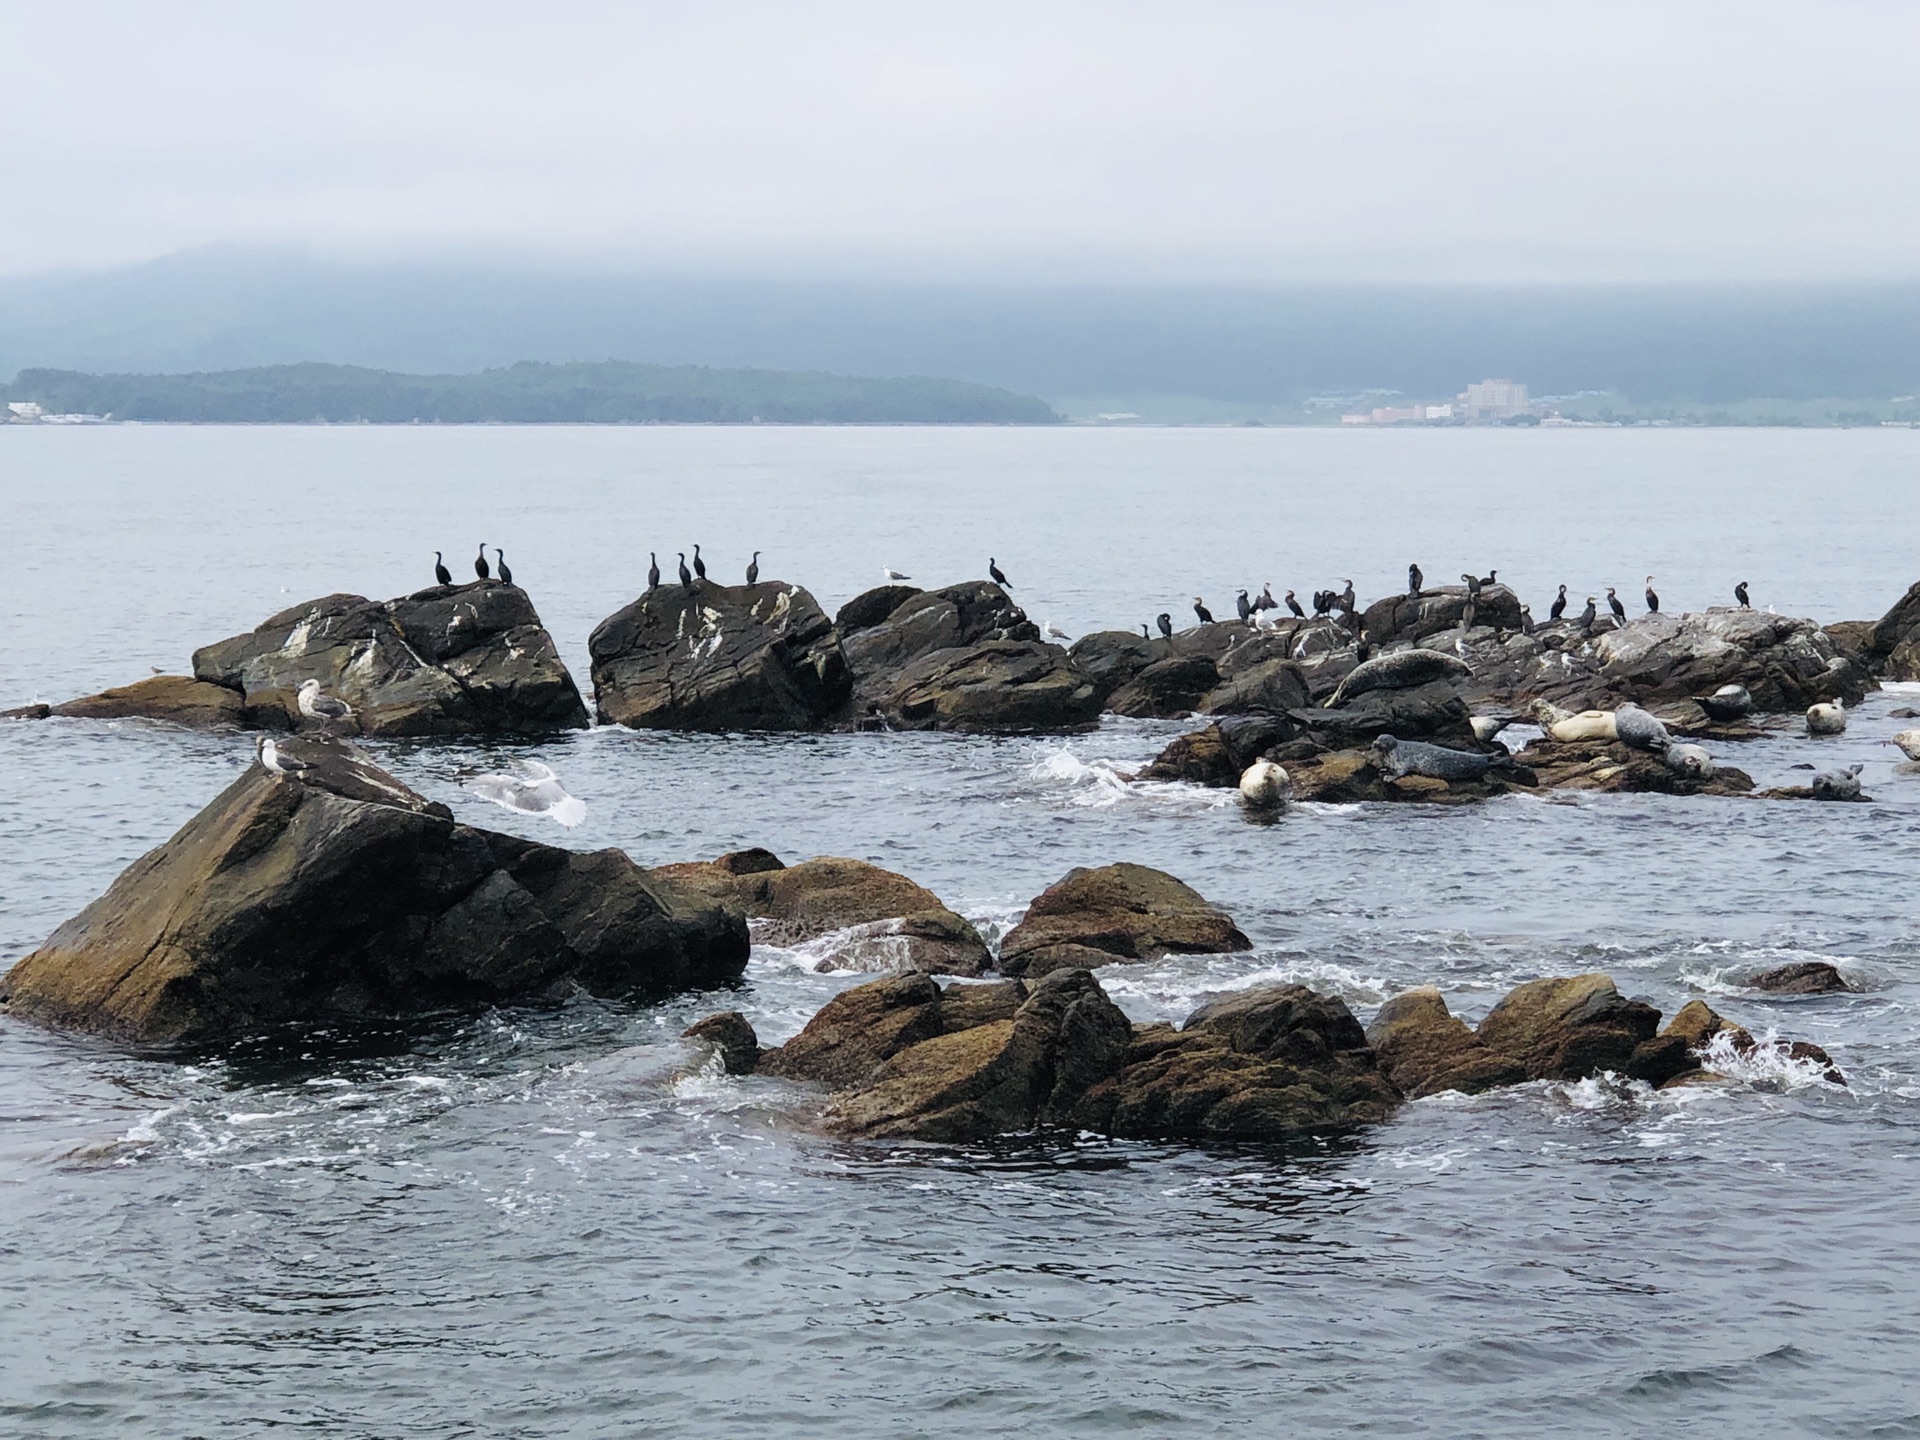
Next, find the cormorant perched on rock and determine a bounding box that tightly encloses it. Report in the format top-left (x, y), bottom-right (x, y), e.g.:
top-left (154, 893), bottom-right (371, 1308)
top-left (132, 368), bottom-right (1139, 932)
top-left (1578, 596), bottom-right (1598, 632)
top-left (1193, 597), bottom-right (1214, 625)
top-left (1549, 584), bottom-right (1567, 621)
top-left (989, 557), bottom-right (1011, 588)
top-left (1735, 580), bottom-right (1750, 608)
top-left (1477, 569), bottom-right (1498, 588)
top-left (1285, 590), bottom-right (1305, 618)
top-left (1461, 572), bottom-right (1481, 599)
top-left (474, 543), bottom-right (491, 581)
top-left (433, 551), bottom-right (452, 587)
top-left (1607, 586), bottom-right (1626, 623)
top-left (1235, 590), bottom-right (1253, 623)
top-left (1408, 562), bottom-right (1423, 595)
top-left (746, 551), bottom-right (760, 585)
top-left (648, 552), bottom-right (661, 590)
top-left (1645, 575), bottom-right (1660, 613)
top-left (1340, 579), bottom-right (1356, 613)
top-left (1461, 598), bottom-right (1478, 631)
top-left (1157, 612), bottom-right (1173, 639)
top-left (678, 552), bottom-right (693, 586)
top-left (1520, 605), bottom-right (1536, 636)
top-left (1139, 623), bottom-right (1150, 638)
top-left (1312, 590), bottom-right (1331, 616)
top-left (495, 548), bottom-right (512, 586)
top-left (692, 545), bottom-right (707, 581)
top-left (1255, 583), bottom-right (1277, 612)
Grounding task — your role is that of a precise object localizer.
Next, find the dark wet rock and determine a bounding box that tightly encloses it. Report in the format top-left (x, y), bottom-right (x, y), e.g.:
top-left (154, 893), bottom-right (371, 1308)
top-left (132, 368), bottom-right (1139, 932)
top-left (1134, 712), bottom-right (1310, 788)
top-left (190, 584), bottom-right (589, 736)
top-left (1202, 658), bottom-right (1312, 716)
top-left (843, 581), bottom-right (1033, 702)
top-left (1510, 737), bottom-right (1754, 796)
top-left (1659, 998), bottom-right (1845, 1085)
top-left (1751, 961), bottom-right (1853, 994)
top-left (1107, 654), bottom-right (1220, 718)
top-left (0, 737), bottom-right (747, 1046)
top-left (654, 852), bottom-right (991, 976)
top-left (835, 584), bottom-right (922, 636)
top-left (682, 1011), bottom-right (761, 1075)
top-left (1301, 678), bottom-right (1477, 746)
top-left (1070, 983), bottom-right (1401, 1141)
top-left (1067, 630), bottom-right (1162, 699)
top-left (22, 675), bottom-right (250, 729)
top-left (757, 972), bottom-right (946, 1087)
top-left (589, 578), bottom-right (850, 731)
top-left (866, 639), bottom-right (1101, 732)
top-left (1473, 974), bottom-right (1660, 1082)
top-left (938, 979), bottom-right (1029, 1032)
top-left (1365, 988), bottom-right (1530, 1098)
top-left (823, 968), bottom-right (1134, 1141)
top-left (1362, 586), bottom-right (1523, 646)
top-left (997, 863), bottom-right (1251, 978)
top-left (1862, 579), bottom-right (1920, 679)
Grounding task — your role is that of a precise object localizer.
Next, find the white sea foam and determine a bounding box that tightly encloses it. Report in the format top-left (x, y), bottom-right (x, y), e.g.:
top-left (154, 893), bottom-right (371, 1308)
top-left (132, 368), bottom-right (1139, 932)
top-left (1697, 1029), bottom-right (1842, 1089)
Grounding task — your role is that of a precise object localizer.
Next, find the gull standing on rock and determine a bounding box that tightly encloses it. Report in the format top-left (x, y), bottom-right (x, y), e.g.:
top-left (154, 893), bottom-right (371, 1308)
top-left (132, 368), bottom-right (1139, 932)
top-left (1042, 620), bottom-right (1071, 643)
top-left (883, 567), bottom-right (912, 581)
top-left (296, 679), bottom-right (354, 728)
top-left (256, 736), bottom-right (308, 775)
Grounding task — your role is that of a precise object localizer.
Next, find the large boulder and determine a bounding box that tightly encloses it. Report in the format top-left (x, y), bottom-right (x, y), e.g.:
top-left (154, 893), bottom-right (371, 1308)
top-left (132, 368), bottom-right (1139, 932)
top-left (1107, 654), bottom-right (1220, 718)
top-left (822, 968), bottom-right (1134, 1141)
top-left (1362, 586), bottom-right (1523, 645)
top-left (1365, 988), bottom-right (1529, 1097)
top-left (835, 584), bottom-right (922, 636)
top-left (39, 675), bottom-right (250, 728)
top-left (191, 583), bottom-right (589, 736)
top-left (0, 738), bottom-right (747, 1046)
top-left (998, 863), bottom-right (1251, 977)
top-left (588, 578), bottom-right (850, 730)
top-left (1303, 678), bottom-right (1476, 746)
top-left (1070, 983), bottom-right (1400, 1141)
top-left (1863, 579), bottom-right (1920, 678)
top-left (653, 851), bottom-right (991, 976)
top-left (1473, 973), bottom-right (1667, 1082)
top-left (1136, 715), bottom-right (1299, 787)
top-left (1589, 608), bottom-right (1867, 710)
top-left (866, 639), bottom-right (1102, 732)
top-left (843, 580), bottom-right (1034, 705)
top-left (1067, 630), bottom-right (1162, 699)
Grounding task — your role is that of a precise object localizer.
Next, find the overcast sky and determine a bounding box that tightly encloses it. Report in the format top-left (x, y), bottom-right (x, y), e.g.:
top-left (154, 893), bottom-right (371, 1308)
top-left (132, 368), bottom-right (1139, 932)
top-left (2, 1), bottom-right (1916, 283)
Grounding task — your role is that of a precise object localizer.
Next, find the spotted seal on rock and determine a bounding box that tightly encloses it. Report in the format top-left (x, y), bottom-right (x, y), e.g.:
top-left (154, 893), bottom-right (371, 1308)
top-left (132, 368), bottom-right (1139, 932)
top-left (1370, 733), bottom-right (1497, 781)
top-left (1238, 759), bottom-right (1292, 808)
top-left (1326, 649), bottom-right (1471, 707)
top-left (1533, 701), bottom-right (1617, 742)
top-left (1698, 684), bottom-right (1753, 723)
top-left (1806, 701), bottom-right (1847, 736)
top-left (1810, 763), bottom-right (1863, 800)
top-left (1612, 704), bottom-right (1672, 752)
top-left (1662, 742), bottom-right (1715, 780)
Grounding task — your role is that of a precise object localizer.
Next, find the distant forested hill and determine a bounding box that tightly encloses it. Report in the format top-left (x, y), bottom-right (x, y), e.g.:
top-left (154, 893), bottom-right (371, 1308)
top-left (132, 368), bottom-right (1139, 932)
top-left (3, 360), bottom-right (1061, 424)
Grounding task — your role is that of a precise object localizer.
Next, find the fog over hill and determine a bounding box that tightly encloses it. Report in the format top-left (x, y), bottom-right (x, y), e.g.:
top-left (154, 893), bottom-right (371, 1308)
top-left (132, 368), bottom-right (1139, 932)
top-left (3, 252), bottom-right (1918, 421)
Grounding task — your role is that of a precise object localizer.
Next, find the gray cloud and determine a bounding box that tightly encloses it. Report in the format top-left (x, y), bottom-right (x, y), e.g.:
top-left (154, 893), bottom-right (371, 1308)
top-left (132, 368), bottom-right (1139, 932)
top-left (1, 0), bottom-right (1915, 280)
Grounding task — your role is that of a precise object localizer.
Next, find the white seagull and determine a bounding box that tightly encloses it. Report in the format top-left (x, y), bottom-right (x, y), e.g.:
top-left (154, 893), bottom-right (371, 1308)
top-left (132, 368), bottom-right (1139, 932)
top-left (883, 567), bottom-right (912, 582)
top-left (1041, 619), bottom-right (1072, 643)
top-left (256, 736), bottom-right (308, 775)
top-left (297, 679), bottom-right (354, 725)
top-left (463, 758), bottom-right (586, 828)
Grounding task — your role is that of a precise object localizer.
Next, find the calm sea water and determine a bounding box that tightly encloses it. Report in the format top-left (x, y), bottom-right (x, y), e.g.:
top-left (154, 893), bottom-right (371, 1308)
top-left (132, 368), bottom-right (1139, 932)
top-left (3, 425), bottom-right (1919, 1439)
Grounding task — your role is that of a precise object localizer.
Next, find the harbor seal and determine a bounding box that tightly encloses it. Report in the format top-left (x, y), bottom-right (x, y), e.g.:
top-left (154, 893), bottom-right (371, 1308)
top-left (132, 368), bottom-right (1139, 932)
top-left (1370, 733), bottom-right (1497, 782)
top-left (1806, 701), bottom-right (1848, 736)
top-left (1882, 728), bottom-right (1920, 760)
top-left (1612, 704), bottom-right (1672, 752)
top-left (1536, 704), bottom-right (1617, 742)
top-left (1326, 649), bottom-right (1471, 707)
top-left (1810, 763), bottom-right (1864, 800)
top-left (1238, 760), bottom-right (1292, 808)
top-left (1698, 684), bottom-right (1753, 723)
top-left (1469, 714), bottom-right (1518, 741)
top-left (1662, 742), bottom-right (1715, 781)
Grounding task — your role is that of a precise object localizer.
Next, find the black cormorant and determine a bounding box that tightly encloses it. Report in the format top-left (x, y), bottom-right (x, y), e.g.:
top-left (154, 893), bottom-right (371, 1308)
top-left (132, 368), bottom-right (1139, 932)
top-left (1578, 596), bottom-right (1597, 632)
top-left (1461, 572), bottom-right (1481, 598)
top-left (1477, 569), bottom-right (1498, 587)
top-left (1645, 576), bottom-right (1660, 613)
top-left (1735, 580), bottom-right (1750, 608)
top-left (692, 545), bottom-right (707, 581)
top-left (433, 551), bottom-right (452, 587)
top-left (1549, 584), bottom-right (1567, 621)
top-left (648, 552), bottom-right (661, 590)
top-left (494, 548), bottom-right (512, 586)
top-left (989, 558), bottom-right (1011, 588)
top-left (1285, 590), bottom-right (1305, 618)
top-left (1340, 579), bottom-right (1356, 612)
top-left (678, 552), bottom-right (693, 586)
top-left (746, 551), bottom-right (760, 585)
top-left (1139, 623), bottom-right (1149, 638)
top-left (1607, 587), bottom-right (1626, 622)
top-left (475, 543), bottom-right (490, 581)
top-left (1236, 590), bottom-right (1253, 623)
top-left (1408, 562), bottom-right (1423, 595)
top-left (1157, 612), bottom-right (1173, 639)
top-left (1193, 597), bottom-right (1214, 625)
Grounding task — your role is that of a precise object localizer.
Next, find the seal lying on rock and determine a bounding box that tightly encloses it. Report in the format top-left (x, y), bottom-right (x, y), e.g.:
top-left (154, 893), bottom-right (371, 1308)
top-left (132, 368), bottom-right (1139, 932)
top-left (1806, 701), bottom-right (1847, 735)
top-left (1612, 704), bottom-right (1672, 752)
top-left (1699, 684), bottom-right (1754, 722)
top-left (1810, 763), bottom-right (1864, 800)
top-left (1535, 702), bottom-right (1618, 742)
top-left (1662, 742), bottom-right (1715, 780)
top-left (1370, 733), bottom-right (1498, 782)
top-left (1325, 649), bottom-right (1471, 707)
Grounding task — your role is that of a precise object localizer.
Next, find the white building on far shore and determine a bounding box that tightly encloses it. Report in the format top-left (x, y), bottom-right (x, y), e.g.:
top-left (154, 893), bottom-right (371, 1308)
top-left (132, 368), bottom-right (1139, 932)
top-left (1460, 378), bottom-right (1530, 420)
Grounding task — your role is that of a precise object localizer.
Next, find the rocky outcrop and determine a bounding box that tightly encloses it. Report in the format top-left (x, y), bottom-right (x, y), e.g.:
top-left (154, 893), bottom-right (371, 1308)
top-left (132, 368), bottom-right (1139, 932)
top-left (24, 675), bottom-right (250, 728)
top-left (1362, 586), bottom-right (1524, 645)
top-left (1750, 961), bottom-right (1853, 994)
top-left (1067, 630), bottom-right (1161, 699)
top-left (1107, 654), bottom-right (1220, 718)
top-left (1365, 988), bottom-right (1530, 1097)
top-left (1136, 715), bottom-right (1299, 787)
top-left (1862, 579), bottom-right (1920, 679)
top-left (682, 1011), bottom-right (761, 1074)
top-left (835, 584), bottom-right (922, 636)
top-left (843, 581), bottom-right (1033, 701)
top-left (1509, 737), bottom-right (1755, 796)
top-left (653, 851), bottom-right (991, 976)
top-left (997, 863), bottom-right (1251, 977)
top-left (0, 737), bottom-right (747, 1046)
top-left (1283, 747), bottom-right (1535, 805)
top-left (1473, 974), bottom-right (1673, 1083)
top-left (865, 639), bottom-right (1101, 732)
top-left (1660, 998), bottom-right (1845, 1084)
top-left (589, 578), bottom-right (850, 730)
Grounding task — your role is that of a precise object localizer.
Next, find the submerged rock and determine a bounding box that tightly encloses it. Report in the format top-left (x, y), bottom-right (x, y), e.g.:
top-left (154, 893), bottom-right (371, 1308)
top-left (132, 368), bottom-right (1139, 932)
top-left (681, 1011), bottom-right (761, 1075)
top-left (996, 863), bottom-right (1252, 978)
top-left (589, 578), bottom-right (850, 730)
top-left (192, 584), bottom-right (589, 736)
top-left (0, 737), bottom-right (747, 1046)
top-left (1751, 960), bottom-right (1854, 994)
top-left (654, 851), bottom-right (992, 976)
